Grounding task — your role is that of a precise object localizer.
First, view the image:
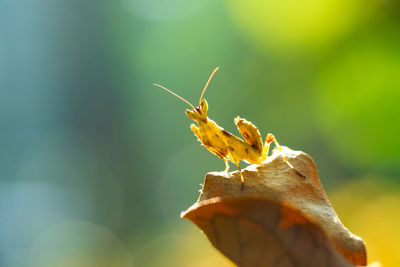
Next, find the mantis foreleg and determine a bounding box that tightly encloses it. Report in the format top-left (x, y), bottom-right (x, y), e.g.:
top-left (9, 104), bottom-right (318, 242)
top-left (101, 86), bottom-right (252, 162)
top-left (265, 133), bottom-right (305, 179)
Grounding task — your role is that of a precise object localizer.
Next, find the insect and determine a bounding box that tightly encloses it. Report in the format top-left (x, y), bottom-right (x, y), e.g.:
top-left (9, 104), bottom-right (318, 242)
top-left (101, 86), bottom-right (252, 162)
top-left (154, 67), bottom-right (305, 189)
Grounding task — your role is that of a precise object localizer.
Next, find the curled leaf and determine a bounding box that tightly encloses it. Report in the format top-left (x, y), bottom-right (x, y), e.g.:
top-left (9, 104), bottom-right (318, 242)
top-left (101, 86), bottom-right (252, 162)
top-left (182, 147), bottom-right (366, 266)
top-left (183, 197), bottom-right (353, 267)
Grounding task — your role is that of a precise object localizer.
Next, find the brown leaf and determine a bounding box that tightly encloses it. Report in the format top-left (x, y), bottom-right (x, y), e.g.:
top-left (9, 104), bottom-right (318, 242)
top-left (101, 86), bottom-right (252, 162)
top-left (181, 147), bottom-right (366, 266)
top-left (183, 197), bottom-right (353, 267)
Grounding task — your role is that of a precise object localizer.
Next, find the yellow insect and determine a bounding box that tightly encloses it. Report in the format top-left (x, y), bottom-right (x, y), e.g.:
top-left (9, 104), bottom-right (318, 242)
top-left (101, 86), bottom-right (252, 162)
top-left (154, 67), bottom-right (305, 189)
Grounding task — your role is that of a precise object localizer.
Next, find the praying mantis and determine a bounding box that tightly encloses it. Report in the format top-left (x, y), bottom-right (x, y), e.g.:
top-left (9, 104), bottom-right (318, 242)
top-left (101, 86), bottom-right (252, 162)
top-left (154, 67), bottom-right (305, 189)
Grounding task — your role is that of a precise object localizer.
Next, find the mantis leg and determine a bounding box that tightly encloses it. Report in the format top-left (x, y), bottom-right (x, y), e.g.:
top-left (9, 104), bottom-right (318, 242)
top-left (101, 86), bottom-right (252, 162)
top-left (190, 124), bottom-right (201, 139)
top-left (224, 158), bottom-right (230, 172)
top-left (261, 141), bottom-right (270, 161)
top-left (234, 162), bottom-right (245, 190)
top-left (265, 133), bottom-right (306, 179)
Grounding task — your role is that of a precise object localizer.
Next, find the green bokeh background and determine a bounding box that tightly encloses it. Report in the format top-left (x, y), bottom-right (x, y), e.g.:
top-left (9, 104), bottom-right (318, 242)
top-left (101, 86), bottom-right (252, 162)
top-left (1, 0), bottom-right (399, 266)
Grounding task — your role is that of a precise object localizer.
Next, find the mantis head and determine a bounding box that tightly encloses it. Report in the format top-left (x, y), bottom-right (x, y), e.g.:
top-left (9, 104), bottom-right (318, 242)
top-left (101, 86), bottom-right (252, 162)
top-left (185, 99), bottom-right (208, 122)
top-left (154, 67), bottom-right (218, 123)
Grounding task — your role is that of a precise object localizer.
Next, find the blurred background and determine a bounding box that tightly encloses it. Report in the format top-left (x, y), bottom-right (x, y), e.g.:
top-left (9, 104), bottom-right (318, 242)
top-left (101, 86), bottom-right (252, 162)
top-left (0, 0), bottom-right (399, 266)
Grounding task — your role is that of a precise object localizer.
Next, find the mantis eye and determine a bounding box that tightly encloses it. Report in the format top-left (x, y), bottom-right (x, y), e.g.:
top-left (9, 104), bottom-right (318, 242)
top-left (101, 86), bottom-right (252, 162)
top-left (201, 99), bottom-right (208, 113)
top-left (186, 109), bottom-right (197, 120)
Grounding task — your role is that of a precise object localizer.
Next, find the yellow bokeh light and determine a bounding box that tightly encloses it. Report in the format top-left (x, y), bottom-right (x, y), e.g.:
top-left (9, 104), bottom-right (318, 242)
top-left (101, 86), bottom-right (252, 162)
top-left (224, 0), bottom-right (378, 54)
top-left (132, 224), bottom-right (235, 266)
top-left (331, 177), bottom-right (400, 266)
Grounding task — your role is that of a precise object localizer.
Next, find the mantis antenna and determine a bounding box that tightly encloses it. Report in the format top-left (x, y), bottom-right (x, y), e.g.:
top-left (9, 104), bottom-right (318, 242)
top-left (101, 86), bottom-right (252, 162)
top-left (199, 67), bottom-right (219, 106)
top-left (153, 83), bottom-right (196, 110)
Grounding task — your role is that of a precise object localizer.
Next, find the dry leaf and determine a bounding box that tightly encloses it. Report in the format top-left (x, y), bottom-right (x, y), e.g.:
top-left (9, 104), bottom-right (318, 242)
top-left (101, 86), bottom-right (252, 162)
top-left (183, 197), bottom-right (353, 267)
top-left (182, 147), bottom-right (366, 266)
